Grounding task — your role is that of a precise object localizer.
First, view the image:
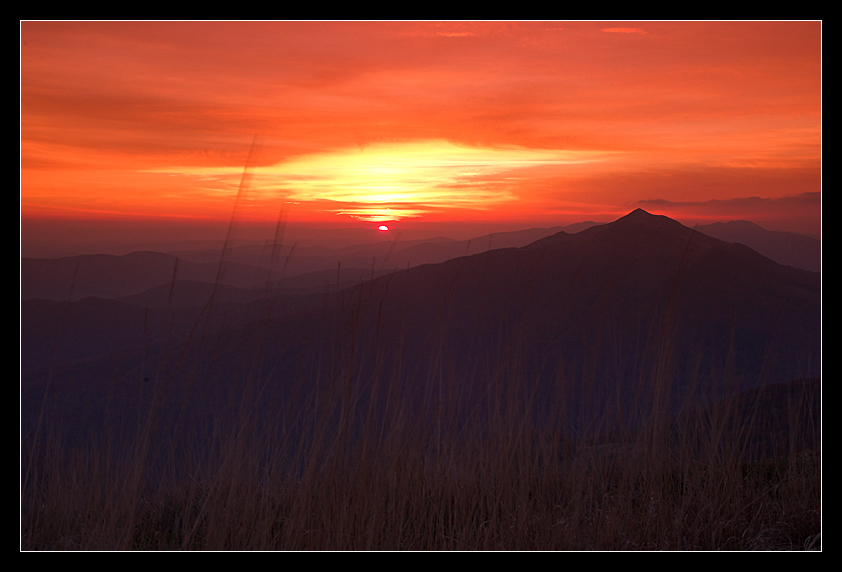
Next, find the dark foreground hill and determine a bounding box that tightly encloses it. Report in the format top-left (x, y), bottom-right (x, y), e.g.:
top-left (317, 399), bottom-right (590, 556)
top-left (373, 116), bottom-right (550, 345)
top-left (22, 209), bottom-right (820, 447)
top-left (21, 209), bottom-right (821, 550)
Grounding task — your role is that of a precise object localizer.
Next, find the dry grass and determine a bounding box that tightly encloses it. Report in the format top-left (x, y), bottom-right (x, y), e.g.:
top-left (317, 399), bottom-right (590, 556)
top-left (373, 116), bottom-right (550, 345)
top-left (20, 347), bottom-right (821, 550)
top-left (20, 201), bottom-right (820, 551)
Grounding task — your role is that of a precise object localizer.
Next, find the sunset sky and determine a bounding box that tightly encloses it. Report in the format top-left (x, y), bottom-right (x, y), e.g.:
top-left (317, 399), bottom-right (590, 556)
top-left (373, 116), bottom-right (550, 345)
top-left (20, 21), bottom-right (821, 246)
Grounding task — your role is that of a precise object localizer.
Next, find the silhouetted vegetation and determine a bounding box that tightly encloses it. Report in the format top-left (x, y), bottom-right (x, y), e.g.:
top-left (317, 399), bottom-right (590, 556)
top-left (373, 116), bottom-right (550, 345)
top-left (21, 211), bottom-right (821, 550)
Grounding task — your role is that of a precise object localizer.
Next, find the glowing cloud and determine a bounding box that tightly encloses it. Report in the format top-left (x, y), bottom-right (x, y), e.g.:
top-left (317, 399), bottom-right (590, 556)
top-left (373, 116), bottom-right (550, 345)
top-left (20, 22), bottom-right (820, 233)
top-left (252, 140), bottom-right (608, 221)
top-left (601, 27), bottom-right (648, 35)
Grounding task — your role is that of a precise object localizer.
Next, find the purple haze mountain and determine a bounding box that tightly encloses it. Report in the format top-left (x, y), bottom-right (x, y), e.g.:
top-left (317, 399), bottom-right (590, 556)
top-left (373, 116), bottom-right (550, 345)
top-left (21, 225), bottom-right (582, 303)
top-left (695, 220), bottom-right (820, 273)
top-left (21, 209), bottom-right (819, 445)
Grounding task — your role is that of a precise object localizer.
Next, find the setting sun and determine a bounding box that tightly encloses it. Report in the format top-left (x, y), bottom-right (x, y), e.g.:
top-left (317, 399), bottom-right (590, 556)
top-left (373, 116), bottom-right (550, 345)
top-left (20, 21), bottom-right (822, 551)
top-left (21, 21), bottom-right (821, 237)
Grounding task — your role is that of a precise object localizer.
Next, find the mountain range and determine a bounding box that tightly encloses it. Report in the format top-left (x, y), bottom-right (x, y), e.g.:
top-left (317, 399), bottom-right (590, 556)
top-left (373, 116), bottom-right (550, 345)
top-left (21, 210), bottom-right (820, 451)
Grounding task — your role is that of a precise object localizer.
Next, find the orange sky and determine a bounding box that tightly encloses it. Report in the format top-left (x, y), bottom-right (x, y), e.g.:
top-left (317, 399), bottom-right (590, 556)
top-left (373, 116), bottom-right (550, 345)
top-left (20, 21), bottom-right (821, 239)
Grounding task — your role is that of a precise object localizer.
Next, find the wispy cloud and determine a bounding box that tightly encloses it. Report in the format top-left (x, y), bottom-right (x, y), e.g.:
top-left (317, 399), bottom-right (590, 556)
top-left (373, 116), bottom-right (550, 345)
top-left (601, 27), bottom-right (647, 34)
top-left (253, 141), bottom-right (608, 221)
top-left (635, 192), bottom-right (820, 234)
top-left (637, 192), bottom-right (820, 209)
top-left (20, 21), bottom-right (820, 229)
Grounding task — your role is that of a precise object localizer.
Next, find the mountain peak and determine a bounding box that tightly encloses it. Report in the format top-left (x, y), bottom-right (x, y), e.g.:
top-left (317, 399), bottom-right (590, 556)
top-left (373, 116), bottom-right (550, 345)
top-left (621, 208), bottom-right (660, 221)
top-left (612, 208), bottom-right (684, 230)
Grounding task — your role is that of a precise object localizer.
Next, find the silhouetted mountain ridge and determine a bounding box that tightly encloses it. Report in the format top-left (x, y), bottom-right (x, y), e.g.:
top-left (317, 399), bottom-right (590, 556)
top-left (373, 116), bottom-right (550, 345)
top-left (305, 208), bottom-right (819, 423)
top-left (21, 209), bottom-right (820, 443)
top-left (21, 251), bottom-right (276, 301)
top-left (696, 220), bottom-right (820, 272)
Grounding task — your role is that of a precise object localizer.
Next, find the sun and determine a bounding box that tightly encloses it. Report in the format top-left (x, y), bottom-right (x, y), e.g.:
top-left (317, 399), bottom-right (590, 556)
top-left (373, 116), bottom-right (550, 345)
top-left (378, 225), bottom-right (389, 231)
top-left (248, 140), bottom-right (602, 223)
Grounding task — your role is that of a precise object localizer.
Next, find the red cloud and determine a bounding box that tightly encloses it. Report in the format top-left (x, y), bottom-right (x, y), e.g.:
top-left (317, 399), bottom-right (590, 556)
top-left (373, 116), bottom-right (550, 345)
top-left (601, 27), bottom-right (647, 34)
